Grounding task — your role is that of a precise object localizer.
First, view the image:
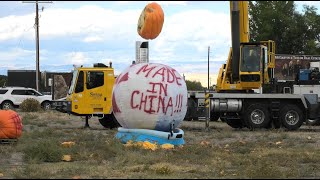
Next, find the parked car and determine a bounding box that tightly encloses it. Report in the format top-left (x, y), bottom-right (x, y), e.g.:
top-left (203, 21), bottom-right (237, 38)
top-left (0, 86), bottom-right (52, 110)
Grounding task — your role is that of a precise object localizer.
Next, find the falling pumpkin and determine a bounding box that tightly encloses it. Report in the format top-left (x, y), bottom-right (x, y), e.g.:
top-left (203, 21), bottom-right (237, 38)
top-left (137, 2), bottom-right (164, 40)
top-left (0, 110), bottom-right (23, 139)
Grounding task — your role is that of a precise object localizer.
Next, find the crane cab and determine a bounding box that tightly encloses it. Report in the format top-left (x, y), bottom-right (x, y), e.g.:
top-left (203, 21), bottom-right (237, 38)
top-left (216, 40), bottom-right (275, 92)
top-left (239, 43), bottom-right (268, 88)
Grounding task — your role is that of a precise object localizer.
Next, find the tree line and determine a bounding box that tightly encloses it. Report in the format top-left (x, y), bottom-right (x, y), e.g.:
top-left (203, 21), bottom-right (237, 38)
top-left (249, 1), bottom-right (320, 55)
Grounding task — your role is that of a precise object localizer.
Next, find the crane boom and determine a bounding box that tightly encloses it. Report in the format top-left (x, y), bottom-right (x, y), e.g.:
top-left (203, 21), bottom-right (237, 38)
top-left (230, 1), bottom-right (249, 43)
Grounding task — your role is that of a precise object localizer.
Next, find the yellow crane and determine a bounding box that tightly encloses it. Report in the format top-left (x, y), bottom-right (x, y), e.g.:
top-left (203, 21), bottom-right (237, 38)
top-left (216, 1), bottom-right (275, 92)
top-left (187, 1), bottom-right (317, 131)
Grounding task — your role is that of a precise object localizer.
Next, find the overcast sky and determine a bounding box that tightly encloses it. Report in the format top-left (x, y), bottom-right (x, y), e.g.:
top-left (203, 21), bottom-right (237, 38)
top-left (0, 1), bottom-right (318, 87)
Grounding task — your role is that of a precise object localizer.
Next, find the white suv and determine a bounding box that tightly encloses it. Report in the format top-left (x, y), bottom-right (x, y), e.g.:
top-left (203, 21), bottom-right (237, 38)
top-left (0, 87), bottom-right (52, 110)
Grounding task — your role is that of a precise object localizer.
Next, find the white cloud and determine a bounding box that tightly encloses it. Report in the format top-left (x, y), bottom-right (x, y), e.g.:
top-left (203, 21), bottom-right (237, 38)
top-left (40, 6), bottom-right (140, 42)
top-left (65, 52), bottom-right (89, 65)
top-left (0, 14), bottom-right (35, 41)
top-left (162, 9), bottom-right (230, 45)
top-left (0, 5), bottom-right (141, 43)
top-left (0, 3), bottom-right (230, 43)
top-left (152, 9), bottom-right (231, 64)
top-left (83, 35), bottom-right (104, 43)
top-left (0, 47), bottom-right (34, 62)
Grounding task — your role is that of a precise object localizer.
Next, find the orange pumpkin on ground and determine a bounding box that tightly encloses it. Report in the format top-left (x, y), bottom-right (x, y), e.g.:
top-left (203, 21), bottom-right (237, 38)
top-left (137, 2), bottom-right (164, 40)
top-left (0, 110), bottom-right (23, 139)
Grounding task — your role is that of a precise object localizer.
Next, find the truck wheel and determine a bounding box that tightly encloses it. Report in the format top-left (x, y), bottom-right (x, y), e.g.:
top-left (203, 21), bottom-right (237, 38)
top-left (1, 101), bottom-right (14, 110)
top-left (99, 113), bottom-right (121, 129)
top-left (279, 105), bottom-right (304, 130)
top-left (244, 103), bottom-right (270, 129)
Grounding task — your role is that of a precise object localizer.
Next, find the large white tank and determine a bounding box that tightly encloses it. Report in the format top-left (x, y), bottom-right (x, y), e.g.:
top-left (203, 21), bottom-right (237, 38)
top-left (112, 63), bottom-right (188, 132)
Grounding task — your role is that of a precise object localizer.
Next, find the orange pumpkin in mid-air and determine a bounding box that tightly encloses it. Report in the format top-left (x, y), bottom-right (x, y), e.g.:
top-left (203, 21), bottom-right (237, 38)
top-left (0, 110), bottom-right (23, 139)
top-left (137, 2), bottom-right (164, 40)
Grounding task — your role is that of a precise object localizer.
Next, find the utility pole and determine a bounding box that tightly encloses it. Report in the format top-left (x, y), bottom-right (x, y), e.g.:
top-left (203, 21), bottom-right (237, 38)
top-left (23, 1), bottom-right (52, 91)
top-left (208, 46), bottom-right (210, 90)
top-left (205, 46), bottom-right (210, 131)
top-left (35, 1), bottom-right (39, 91)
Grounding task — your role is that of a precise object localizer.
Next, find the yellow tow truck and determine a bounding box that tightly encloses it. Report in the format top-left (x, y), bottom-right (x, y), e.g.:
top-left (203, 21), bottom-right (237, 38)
top-left (53, 62), bottom-right (120, 128)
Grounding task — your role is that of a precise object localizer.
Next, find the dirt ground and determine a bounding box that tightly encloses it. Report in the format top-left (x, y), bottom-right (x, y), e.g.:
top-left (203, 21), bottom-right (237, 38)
top-left (1, 111), bottom-right (320, 179)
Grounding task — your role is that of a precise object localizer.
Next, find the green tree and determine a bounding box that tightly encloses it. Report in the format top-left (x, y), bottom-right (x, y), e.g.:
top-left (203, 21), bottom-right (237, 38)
top-left (185, 80), bottom-right (205, 91)
top-left (0, 75), bottom-right (7, 87)
top-left (249, 1), bottom-right (320, 54)
top-left (302, 5), bottom-right (320, 54)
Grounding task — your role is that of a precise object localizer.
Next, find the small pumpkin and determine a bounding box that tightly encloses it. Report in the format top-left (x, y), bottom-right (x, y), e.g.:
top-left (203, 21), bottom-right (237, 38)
top-left (61, 141), bottom-right (76, 148)
top-left (161, 143), bottom-right (174, 149)
top-left (0, 110), bottom-right (23, 139)
top-left (137, 2), bottom-right (164, 40)
top-left (62, 155), bottom-right (72, 162)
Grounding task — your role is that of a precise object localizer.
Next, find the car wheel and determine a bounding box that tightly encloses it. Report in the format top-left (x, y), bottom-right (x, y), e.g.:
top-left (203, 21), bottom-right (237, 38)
top-left (1, 101), bottom-right (14, 110)
top-left (42, 101), bottom-right (51, 111)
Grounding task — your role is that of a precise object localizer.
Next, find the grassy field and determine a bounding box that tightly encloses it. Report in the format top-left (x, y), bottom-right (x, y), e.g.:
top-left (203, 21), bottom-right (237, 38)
top-left (0, 110), bottom-right (320, 179)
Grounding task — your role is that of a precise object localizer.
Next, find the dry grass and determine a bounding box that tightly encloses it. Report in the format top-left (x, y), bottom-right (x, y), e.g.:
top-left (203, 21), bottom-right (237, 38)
top-left (0, 110), bottom-right (320, 179)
